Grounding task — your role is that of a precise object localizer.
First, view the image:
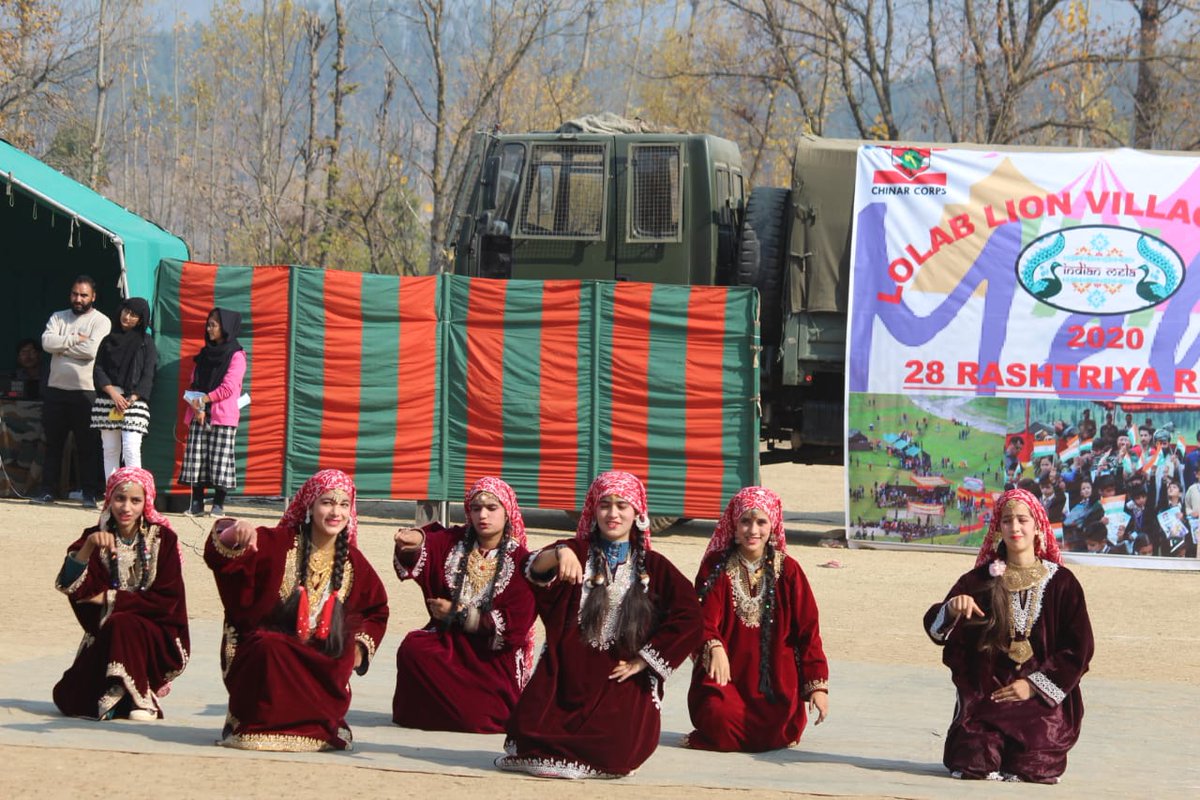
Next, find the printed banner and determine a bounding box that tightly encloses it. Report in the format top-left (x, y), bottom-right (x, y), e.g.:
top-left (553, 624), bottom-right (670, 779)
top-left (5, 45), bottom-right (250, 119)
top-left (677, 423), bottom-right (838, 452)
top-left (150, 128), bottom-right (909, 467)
top-left (845, 145), bottom-right (1200, 561)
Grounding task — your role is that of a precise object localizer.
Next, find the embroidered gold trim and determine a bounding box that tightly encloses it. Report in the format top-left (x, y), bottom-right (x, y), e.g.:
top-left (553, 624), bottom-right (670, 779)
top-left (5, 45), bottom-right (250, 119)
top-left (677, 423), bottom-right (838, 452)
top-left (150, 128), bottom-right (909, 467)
top-left (802, 678), bottom-right (829, 698)
top-left (209, 523), bottom-right (243, 558)
top-left (221, 732), bottom-right (331, 752)
top-left (221, 623), bottom-right (239, 678)
top-left (56, 556), bottom-right (90, 595)
top-left (354, 631), bottom-right (377, 662)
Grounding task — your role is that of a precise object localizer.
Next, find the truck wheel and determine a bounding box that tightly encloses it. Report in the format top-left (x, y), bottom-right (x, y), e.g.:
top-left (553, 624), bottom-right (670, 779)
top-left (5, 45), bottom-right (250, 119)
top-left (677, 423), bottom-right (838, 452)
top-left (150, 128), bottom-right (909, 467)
top-left (737, 186), bottom-right (790, 348)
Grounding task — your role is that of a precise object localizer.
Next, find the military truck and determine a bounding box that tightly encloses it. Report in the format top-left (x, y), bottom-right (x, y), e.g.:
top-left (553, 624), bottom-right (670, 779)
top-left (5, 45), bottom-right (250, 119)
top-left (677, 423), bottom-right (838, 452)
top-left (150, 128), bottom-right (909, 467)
top-left (445, 119), bottom-right (853, 455)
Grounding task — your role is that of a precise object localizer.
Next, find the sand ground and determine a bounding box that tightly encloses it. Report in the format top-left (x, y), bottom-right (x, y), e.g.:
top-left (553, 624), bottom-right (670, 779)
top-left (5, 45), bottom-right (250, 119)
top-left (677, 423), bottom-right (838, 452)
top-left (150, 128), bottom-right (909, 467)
top-left (2, 461), bottom-right (1198, 799)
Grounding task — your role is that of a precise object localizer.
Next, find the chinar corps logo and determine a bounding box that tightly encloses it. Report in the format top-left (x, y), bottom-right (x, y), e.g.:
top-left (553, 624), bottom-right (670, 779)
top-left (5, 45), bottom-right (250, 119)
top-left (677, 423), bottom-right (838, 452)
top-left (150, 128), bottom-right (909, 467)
top-left (871, 147), bottom-right (948, 196)
top-left (1016, 224), bottom-right (1185, 314)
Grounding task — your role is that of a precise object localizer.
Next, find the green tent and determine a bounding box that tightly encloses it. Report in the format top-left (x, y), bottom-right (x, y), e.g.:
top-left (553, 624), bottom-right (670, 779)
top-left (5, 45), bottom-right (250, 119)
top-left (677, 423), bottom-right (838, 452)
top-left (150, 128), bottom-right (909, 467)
top-left (0, 139), bottom-right (188, 369)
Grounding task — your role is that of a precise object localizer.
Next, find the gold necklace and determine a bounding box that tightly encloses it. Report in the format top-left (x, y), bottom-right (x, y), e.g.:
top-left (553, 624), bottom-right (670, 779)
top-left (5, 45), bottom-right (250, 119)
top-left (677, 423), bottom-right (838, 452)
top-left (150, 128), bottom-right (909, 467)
top-left (1005, 562), bottom-right (1046, 665)
top-left (306, 545), bottom-right (335, 595)
top-left (1001, 561), bottom-right (1046, 592)
top-left (464, 547), bottom-right (498, 598)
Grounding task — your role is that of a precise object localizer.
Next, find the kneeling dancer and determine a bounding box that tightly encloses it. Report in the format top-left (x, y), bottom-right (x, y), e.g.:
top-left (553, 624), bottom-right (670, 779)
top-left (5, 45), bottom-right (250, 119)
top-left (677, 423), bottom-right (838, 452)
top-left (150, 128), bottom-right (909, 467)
top-left (497, 471), bottom-right (702, 778)
top-left (924, 487), bottom-right (1093, 783)
top-left (686, 486), bottom-right (829, 751)
top-left (392, 476), bottom-right (535, 732)
top-left (53, 467), bottom-right (190, 720)
top-left (205, 469), bottom-right (388, 751)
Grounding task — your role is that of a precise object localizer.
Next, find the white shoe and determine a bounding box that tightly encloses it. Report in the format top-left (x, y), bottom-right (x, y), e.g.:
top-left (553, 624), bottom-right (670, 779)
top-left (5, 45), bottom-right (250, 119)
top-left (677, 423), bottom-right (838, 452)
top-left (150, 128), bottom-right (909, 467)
top-left (128, 708), bottom-right (156, 721)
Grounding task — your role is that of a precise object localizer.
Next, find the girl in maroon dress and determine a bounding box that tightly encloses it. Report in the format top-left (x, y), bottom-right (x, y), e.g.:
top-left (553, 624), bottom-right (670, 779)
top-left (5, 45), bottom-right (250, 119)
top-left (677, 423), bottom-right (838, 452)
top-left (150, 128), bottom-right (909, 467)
top-left (924, 487), bottom-right (1094, 783)
top-left (497, 471), bottom-right (703, 779)
top-left (53, 467), bottom-right (190, 721)
top-left (205, 469), bottom-right (389, 751)
top-left (392, 476), bottom-right (536, 732)
top-left (686, 486), bottom-right (829, 751)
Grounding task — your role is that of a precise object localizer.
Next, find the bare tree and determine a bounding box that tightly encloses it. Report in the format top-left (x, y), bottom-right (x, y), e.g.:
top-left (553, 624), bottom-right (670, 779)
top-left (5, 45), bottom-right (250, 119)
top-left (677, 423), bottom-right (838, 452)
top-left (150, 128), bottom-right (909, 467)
top-left (371, 0), bottom-right (577, 271)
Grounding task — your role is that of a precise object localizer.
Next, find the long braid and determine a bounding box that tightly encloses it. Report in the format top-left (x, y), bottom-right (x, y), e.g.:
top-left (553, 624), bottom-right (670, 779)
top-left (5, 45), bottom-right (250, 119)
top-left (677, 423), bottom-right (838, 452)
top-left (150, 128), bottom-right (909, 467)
top-left (614, 528), bottom-right (655, 656)
top-left (104, 516), bottom-right (121, 589)
top-left (330, 528), bottom-right (349, 593)
top-left (578, 535), bottom-right (610, 645)
top-left (444, 526), bottom-right (477, 631)
top-left (316, 528), bottom-right (350, 657)
top-left (135, 527), bottom-right (150, 591)
top-left (295, 521), bottom-right (312, 590)
top-left (697, 544), bottom-right (735, 601)
top-left (480, 526), bottom-right (511, 614)
top-left (757, 542), bottom-right (779, 702)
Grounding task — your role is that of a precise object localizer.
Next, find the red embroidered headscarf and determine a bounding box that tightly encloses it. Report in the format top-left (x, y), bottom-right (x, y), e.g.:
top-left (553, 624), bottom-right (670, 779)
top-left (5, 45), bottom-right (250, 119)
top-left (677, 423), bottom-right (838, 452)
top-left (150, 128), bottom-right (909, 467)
top-left (575, 471), bottom-right (652, 549)
top-left (465, 476), bottom-right (527, 548)
top-left (98, 467), bottom-right (170, 530)
top-left (279, 469), bottom-right (359, 548)
top-left (703, 486), bottom-right (787, 560)
top-left (975, 487), bottom-right (1062, 567)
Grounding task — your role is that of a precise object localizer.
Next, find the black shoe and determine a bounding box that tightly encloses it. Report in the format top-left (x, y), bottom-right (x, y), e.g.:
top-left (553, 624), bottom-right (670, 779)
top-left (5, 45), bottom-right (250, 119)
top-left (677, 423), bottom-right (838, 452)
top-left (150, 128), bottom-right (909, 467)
top-left (80, 494), bottom-right (98, 510)
top-left (28, 492), bottom-right (54, 504)
top-left (184, 500), bottom-right (205, 517)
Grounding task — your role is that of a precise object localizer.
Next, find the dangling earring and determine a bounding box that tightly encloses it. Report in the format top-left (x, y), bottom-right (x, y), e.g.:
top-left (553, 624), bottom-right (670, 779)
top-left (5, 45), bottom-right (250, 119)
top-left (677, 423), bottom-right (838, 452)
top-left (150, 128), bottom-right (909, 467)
top-left (304, 507), bottom-right (312, 525)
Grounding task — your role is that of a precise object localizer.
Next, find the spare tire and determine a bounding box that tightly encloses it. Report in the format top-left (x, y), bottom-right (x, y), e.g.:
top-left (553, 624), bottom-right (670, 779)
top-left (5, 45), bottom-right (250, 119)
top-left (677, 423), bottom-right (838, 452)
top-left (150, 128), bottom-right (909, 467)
top-left (737, 186), bottom-right (790, 349)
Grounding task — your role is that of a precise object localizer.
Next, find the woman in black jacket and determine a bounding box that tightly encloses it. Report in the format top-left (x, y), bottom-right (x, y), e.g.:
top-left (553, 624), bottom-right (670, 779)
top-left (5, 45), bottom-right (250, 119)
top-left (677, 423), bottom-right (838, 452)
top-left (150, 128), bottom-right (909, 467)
top-left (90, 297), bottom-right (157, 478)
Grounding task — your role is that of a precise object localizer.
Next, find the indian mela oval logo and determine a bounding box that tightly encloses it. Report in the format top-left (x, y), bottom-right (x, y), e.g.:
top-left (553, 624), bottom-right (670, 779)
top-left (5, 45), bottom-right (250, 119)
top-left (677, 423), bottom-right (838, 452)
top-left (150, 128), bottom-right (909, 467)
top-left (1015, 225), bottom-right (1184, 314)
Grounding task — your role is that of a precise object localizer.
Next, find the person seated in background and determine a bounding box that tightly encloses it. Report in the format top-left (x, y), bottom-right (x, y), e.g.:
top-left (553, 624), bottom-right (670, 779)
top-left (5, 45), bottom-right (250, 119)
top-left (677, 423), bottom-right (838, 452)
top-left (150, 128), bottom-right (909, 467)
top-left (7, 338), bottom-right (45, 399)
top-left (1083, 521), bottom-right (1111, 554)
top-left (1038, 475), bottom-right (1066, 524)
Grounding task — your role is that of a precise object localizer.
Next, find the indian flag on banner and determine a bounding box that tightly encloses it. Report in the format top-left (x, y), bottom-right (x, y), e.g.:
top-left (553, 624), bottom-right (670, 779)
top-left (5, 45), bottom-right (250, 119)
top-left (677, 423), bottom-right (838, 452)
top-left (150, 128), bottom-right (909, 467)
top-left (1059, 436), bottom-right (1080, 461)
top-left (1102, 494), bottom-right (1126, 516)
top-left (1049, 521), bottom-right (1063, 542)
top-left (1032, 438), bottom-right (1056, 459)
top-left (1080, 437), bottom-right (1093, 454)
top-left (1141, 449), bottom-right (1160, 474)
top-left (1177, 435), bottom-right (1188, 454)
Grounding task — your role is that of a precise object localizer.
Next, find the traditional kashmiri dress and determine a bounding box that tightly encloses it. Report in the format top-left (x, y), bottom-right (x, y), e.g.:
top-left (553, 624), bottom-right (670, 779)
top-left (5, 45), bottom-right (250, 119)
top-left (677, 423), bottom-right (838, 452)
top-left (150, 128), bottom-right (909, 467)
top-left (924, 487), bottom-right (1094, 783)
top-left (53, 467), bottom-right (190, 720)
top-left (687, 540), bottom-right (828, 748)
top-left (498, 471), bottom-right (703, 778)
top-left (392, 477), bottom-right (536, 733)
top-left (205, 469), bottom-right (389, 751)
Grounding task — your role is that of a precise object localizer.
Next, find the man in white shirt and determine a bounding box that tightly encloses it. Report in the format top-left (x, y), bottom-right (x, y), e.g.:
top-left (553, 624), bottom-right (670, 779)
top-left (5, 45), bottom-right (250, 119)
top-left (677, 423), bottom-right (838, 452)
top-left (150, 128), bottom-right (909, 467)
top-left (30, 276), bottom-right (111, 508)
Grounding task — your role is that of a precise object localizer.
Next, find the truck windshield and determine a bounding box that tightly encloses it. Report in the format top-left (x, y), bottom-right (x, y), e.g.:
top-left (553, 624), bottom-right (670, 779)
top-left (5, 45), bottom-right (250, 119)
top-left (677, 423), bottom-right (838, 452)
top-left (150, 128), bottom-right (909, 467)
top-left (517, 142), bottom-right (606, 239)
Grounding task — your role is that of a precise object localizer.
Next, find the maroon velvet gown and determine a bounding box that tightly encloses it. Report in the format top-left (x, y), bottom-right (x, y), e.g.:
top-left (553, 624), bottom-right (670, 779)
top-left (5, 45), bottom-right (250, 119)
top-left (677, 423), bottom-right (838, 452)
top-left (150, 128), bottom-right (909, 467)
top-left (392, 523), bottom-right (535, 732)
top-left (687, 551), bottom-right (829, 751)
top-left (499, 538), bottom-right (703, 778)
top-left (205, 524), bottom-right (389, 751)
top-left (53, 525), bottom-right (190, 719)
top-left (923, 561), bottom-right (1094, 783)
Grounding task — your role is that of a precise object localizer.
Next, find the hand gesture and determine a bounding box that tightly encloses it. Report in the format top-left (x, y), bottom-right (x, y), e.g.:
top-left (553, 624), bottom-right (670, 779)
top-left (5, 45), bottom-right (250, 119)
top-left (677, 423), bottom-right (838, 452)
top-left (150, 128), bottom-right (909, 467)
top-left (706, 644), bottom-right (731, 685)
top-left (556, 545), bottom-right (584, 584)
top-left (394, 528), bottom-right (424, 550)
top-left (427, 598), bottom-right (454, 621)
top-left (216, 518), bottom-right (258, 552)
top-left (609, 656), bottom-right (647, 682)
top-left (809, 690), bottom-right (829, 725)
top-left (991, 678), bottom-right (1032, 703)
top-left (947, 593), bottom-right (985, 620)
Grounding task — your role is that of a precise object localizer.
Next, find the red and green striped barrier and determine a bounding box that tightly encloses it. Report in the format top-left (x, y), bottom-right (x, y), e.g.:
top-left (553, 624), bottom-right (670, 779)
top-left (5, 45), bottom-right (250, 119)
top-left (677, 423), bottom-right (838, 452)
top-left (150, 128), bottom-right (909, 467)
top-left (146, 261), bottom-right (759, 518)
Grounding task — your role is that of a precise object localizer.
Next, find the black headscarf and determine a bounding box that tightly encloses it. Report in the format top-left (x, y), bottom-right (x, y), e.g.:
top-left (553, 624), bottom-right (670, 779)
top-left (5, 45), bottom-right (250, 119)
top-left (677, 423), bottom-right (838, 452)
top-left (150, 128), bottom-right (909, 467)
top-left (191, 307), bottom-right (244, 393)
top-left (97, 297), bottom-right (151, 390)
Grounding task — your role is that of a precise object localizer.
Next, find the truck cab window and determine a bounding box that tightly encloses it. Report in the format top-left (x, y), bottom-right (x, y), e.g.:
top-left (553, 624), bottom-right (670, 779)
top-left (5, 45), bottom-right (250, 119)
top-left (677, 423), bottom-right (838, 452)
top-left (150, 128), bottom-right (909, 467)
top-left (629, 144), bottom-right (681, 241)
top-left (518, 143), bottom-right (606, 239)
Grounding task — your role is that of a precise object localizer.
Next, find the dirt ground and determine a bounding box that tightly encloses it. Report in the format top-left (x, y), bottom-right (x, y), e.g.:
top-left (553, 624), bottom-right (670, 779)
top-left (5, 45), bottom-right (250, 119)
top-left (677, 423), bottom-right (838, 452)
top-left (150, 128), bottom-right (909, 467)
top-left (2, 460), bottom-right (1197, 798)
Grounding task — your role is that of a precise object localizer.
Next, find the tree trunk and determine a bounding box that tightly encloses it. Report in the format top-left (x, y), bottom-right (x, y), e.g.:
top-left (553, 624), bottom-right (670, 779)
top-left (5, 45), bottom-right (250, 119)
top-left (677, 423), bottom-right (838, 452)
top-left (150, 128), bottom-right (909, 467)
top-left (1133, 0), bottom-right (1162, 149)
top-left (89, 0), bottom-right (110, 189)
